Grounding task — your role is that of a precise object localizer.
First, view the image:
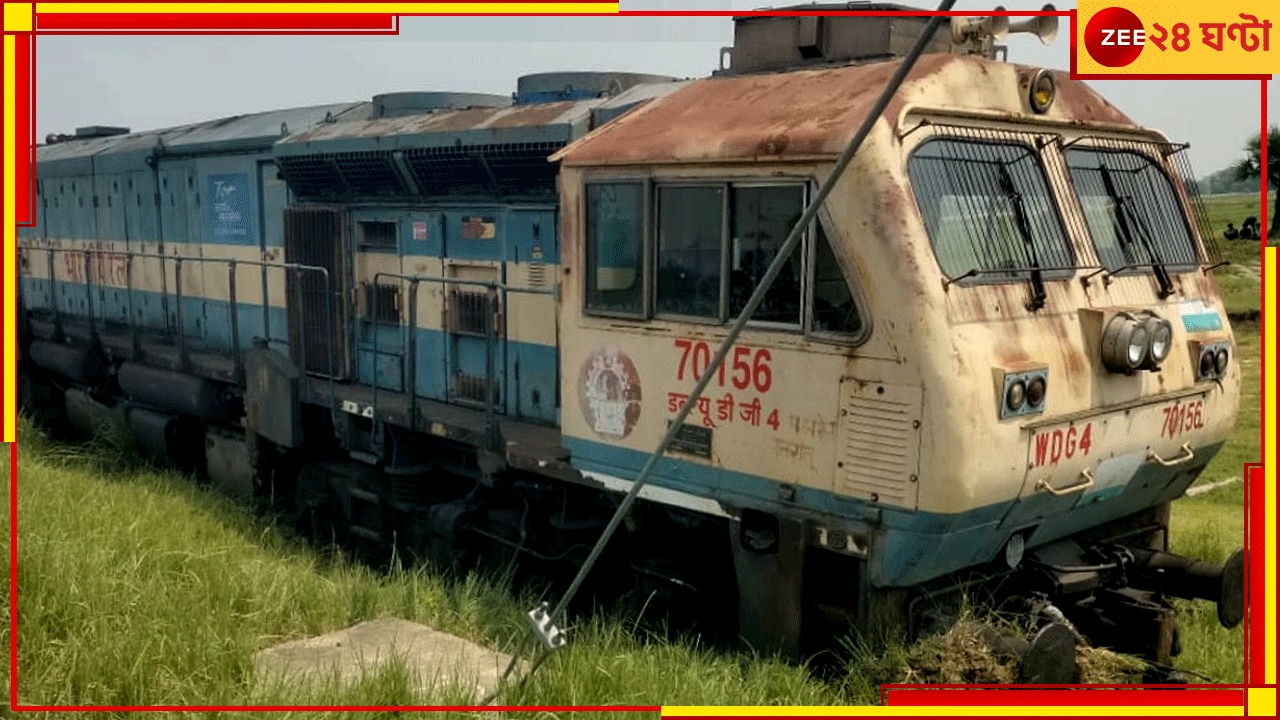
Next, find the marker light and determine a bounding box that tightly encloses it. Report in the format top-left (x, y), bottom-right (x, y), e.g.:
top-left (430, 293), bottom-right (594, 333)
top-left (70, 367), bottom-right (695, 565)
top-left (1006, 380), bottom-right (1027, 411)
top-left (1199, 349), bottom-right (1217, 379)
top-left (1026, 376), bottom-right (1047, 407)
top-left (999, 369), bottom-right (1048, 418)
top-left (1196, 342), bottom-right (1231, 381)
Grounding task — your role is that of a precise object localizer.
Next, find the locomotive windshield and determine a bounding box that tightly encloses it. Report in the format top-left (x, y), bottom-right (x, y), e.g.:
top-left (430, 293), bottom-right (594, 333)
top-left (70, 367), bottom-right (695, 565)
top-left (907, 139), bottom-right (1074, 288)
top-left (1064, 148), bottom-right (1200, 276)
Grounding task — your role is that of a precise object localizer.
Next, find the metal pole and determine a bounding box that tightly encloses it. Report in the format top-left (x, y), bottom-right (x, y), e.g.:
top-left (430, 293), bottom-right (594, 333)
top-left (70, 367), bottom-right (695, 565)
top-left (543, 0), bottom-right (958, 628)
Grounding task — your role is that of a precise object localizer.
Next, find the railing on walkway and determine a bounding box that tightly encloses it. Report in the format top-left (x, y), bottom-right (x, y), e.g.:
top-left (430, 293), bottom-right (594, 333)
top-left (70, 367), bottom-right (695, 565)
top-left (370, 271), bottom-right (557, 451)
top-left (17, 244), bottom-right (339, 409)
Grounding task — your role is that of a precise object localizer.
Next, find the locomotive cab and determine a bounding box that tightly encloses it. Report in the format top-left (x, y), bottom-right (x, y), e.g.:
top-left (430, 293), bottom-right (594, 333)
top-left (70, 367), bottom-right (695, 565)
top-left (554, 7), bottom-right (1242, 663)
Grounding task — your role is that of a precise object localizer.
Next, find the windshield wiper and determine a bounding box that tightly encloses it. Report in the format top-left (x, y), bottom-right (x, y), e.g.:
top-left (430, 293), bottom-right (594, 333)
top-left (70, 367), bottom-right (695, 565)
top-left (997, 162), bottom-right (1047, 311)
top-left (1098, 162), bottom-right (1174, 298)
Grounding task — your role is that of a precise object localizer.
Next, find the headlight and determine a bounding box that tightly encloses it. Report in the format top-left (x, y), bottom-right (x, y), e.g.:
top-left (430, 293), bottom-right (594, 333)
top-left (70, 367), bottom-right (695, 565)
top-left (1029, 68), bottom-right (1056, 114)
top-left (1215, 347), bottom-right (1229, 375)
top-left (1102, 312), bottom-right (1155, 373)
top-left (1138, 313), bottom-right (1173, 370)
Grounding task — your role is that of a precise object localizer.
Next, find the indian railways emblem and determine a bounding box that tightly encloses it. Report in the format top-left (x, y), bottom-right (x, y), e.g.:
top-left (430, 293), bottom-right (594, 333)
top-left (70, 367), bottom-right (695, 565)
top-left (578, 346), bottom-right (642, 440)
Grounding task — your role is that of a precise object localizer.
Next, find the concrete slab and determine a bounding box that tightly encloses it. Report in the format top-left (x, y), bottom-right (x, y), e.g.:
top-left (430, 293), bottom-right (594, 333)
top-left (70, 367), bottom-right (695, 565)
top-left (253, 617), bottom-right (522, 703)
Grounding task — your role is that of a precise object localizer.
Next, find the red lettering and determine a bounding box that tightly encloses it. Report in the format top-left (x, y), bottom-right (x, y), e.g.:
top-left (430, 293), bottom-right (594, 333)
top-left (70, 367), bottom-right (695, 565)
top-left (691, 341), bottom-right (712, 382)
top-left (1065, 426), bottom-right (1078, 459)
top-left (1049, 430), bottom-right (1064, 465)
top-left (1035, 433), bottom-right (1050, 467)
top-left (1079, 424), bottom-right (1093, 455)
top-left (731, 347), bottom-right (752, 390)
top-left (753, 348), bottom-right (773, 393)
top-left (767, 409), bottom-right (780, 431)
top-left (675, 339), bottom-right (693, 381)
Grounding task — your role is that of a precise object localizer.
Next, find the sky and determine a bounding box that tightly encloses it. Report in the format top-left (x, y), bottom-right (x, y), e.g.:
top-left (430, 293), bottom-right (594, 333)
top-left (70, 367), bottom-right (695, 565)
top-left (34, 0), bottom-right (1277, 176)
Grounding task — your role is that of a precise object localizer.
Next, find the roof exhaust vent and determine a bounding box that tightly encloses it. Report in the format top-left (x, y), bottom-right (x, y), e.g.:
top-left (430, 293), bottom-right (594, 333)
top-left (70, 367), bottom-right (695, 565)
top-left (371, 92), bottom-right (510, 119)
top-left (514, 72), bottom-right (679, 105)
top-left (74, 125), bottom-right (130, 139)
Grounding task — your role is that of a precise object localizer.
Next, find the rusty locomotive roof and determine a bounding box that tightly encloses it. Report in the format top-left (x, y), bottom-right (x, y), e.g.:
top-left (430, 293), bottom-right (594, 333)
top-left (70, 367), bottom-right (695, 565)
top-left (552, 54), bottom-right (1138, 168)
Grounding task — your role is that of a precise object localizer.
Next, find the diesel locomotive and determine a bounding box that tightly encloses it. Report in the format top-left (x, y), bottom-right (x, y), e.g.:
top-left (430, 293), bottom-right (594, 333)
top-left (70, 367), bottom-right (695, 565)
top-left (18, 6), bottom-right (1245, 675)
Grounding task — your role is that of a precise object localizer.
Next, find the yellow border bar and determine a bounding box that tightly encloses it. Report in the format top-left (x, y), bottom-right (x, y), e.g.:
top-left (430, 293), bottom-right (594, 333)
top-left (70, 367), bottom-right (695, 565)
top-left (36, 3), bottom-right (619, 13)
top-left (660, 706), bottom-right (1243, 717)
top-left (3, 34), bottom-right (15, 444)
top-left (1266, 244), bottom-right (1277, 685)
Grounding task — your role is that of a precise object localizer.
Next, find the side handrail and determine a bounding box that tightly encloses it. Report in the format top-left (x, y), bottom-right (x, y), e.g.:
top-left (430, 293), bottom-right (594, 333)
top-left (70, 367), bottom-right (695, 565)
top-left (370, 271), bottom-right (556, 451)
top-left (17, 243), bottom-right (339, 416)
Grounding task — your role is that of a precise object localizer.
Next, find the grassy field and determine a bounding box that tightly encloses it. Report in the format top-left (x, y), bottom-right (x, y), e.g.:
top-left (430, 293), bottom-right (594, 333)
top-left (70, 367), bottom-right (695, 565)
top-left (3, 193), bottom-right (1263, 711)
top-left (1199, 190), bottom-right (1272, 315)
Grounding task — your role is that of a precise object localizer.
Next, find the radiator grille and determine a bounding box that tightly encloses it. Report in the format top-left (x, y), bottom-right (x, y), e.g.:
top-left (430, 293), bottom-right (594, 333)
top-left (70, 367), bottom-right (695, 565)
top-left (449, 290), bottom-right (494, 336)
top-left (838, 382), bottom-right (921, 507)
top-left (284, 206), bottom-right (349, 378)
top-left (362, 282), bottom-right (401, 324)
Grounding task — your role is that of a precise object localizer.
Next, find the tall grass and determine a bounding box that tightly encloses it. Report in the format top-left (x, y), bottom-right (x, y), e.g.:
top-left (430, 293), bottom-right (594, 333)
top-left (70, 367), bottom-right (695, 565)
top-left (7, 418), bottom-right (839, 712)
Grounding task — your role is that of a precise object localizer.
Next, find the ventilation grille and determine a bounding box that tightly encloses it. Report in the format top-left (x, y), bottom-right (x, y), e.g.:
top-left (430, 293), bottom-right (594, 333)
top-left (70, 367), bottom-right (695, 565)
top-left (277, 142), bottom-right (565, 202)
top-left (362, 282), bottom-right (401, 324)
top-left (284, 206), bottom-right (349, 378)
top-left (838, 382), bottom-right (921, 507)
top-left (450, 290), bottom-right (494, 336)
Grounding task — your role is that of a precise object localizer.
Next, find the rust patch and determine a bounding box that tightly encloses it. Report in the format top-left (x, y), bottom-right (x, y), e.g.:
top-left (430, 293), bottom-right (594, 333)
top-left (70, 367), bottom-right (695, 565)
top-left (1051, 72), bottom-right (1136, 126)
top-left (557, 58), bottom-right (933, 166)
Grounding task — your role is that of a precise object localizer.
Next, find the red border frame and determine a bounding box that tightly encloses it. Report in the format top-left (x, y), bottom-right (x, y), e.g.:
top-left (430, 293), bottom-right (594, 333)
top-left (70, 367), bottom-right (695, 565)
top-left (3, 3), bottom-right (1271, 714)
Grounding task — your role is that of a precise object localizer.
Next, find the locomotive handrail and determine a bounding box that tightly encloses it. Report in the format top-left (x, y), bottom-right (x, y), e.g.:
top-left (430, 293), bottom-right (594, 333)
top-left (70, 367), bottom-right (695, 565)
top-left (1147, 443), bottom-right (1196, 467)
top-left (1035, 468), bottom-right (1096, 497)
top-left (16, 243), bottom-right (340, 417)
top-left (369, 270), bottom-right (557, 451)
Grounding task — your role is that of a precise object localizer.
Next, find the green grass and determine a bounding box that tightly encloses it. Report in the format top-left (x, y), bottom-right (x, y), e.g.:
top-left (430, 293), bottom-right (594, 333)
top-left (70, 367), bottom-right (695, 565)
top-left (4, 421), bottom-right (843, 713)
top-left (1200, 192), bottom-right (1271, 314)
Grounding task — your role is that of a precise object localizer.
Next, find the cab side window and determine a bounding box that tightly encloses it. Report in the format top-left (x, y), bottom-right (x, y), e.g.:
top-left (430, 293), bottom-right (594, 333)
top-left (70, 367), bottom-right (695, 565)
top-left (582, 178), bottom-right (868, 344)
top-left (656, 186), bottom-right (724, 319)
top-left (585, 183), bottom-right (645, 316)
top-left (810, 222), bottom-right (862, 337)
top-left (730, 185), bottom-right (805, 326)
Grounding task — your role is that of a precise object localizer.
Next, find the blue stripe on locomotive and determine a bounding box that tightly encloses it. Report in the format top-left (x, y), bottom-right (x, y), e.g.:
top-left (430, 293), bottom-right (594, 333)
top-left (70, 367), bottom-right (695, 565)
top-left (563, 436), bottom-right (1223, 587)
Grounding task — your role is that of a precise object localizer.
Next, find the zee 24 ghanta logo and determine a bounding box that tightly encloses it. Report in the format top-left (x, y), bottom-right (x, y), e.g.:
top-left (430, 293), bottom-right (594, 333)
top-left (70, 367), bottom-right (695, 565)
top-left (1084, 6), bottom-right (1272, 68)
